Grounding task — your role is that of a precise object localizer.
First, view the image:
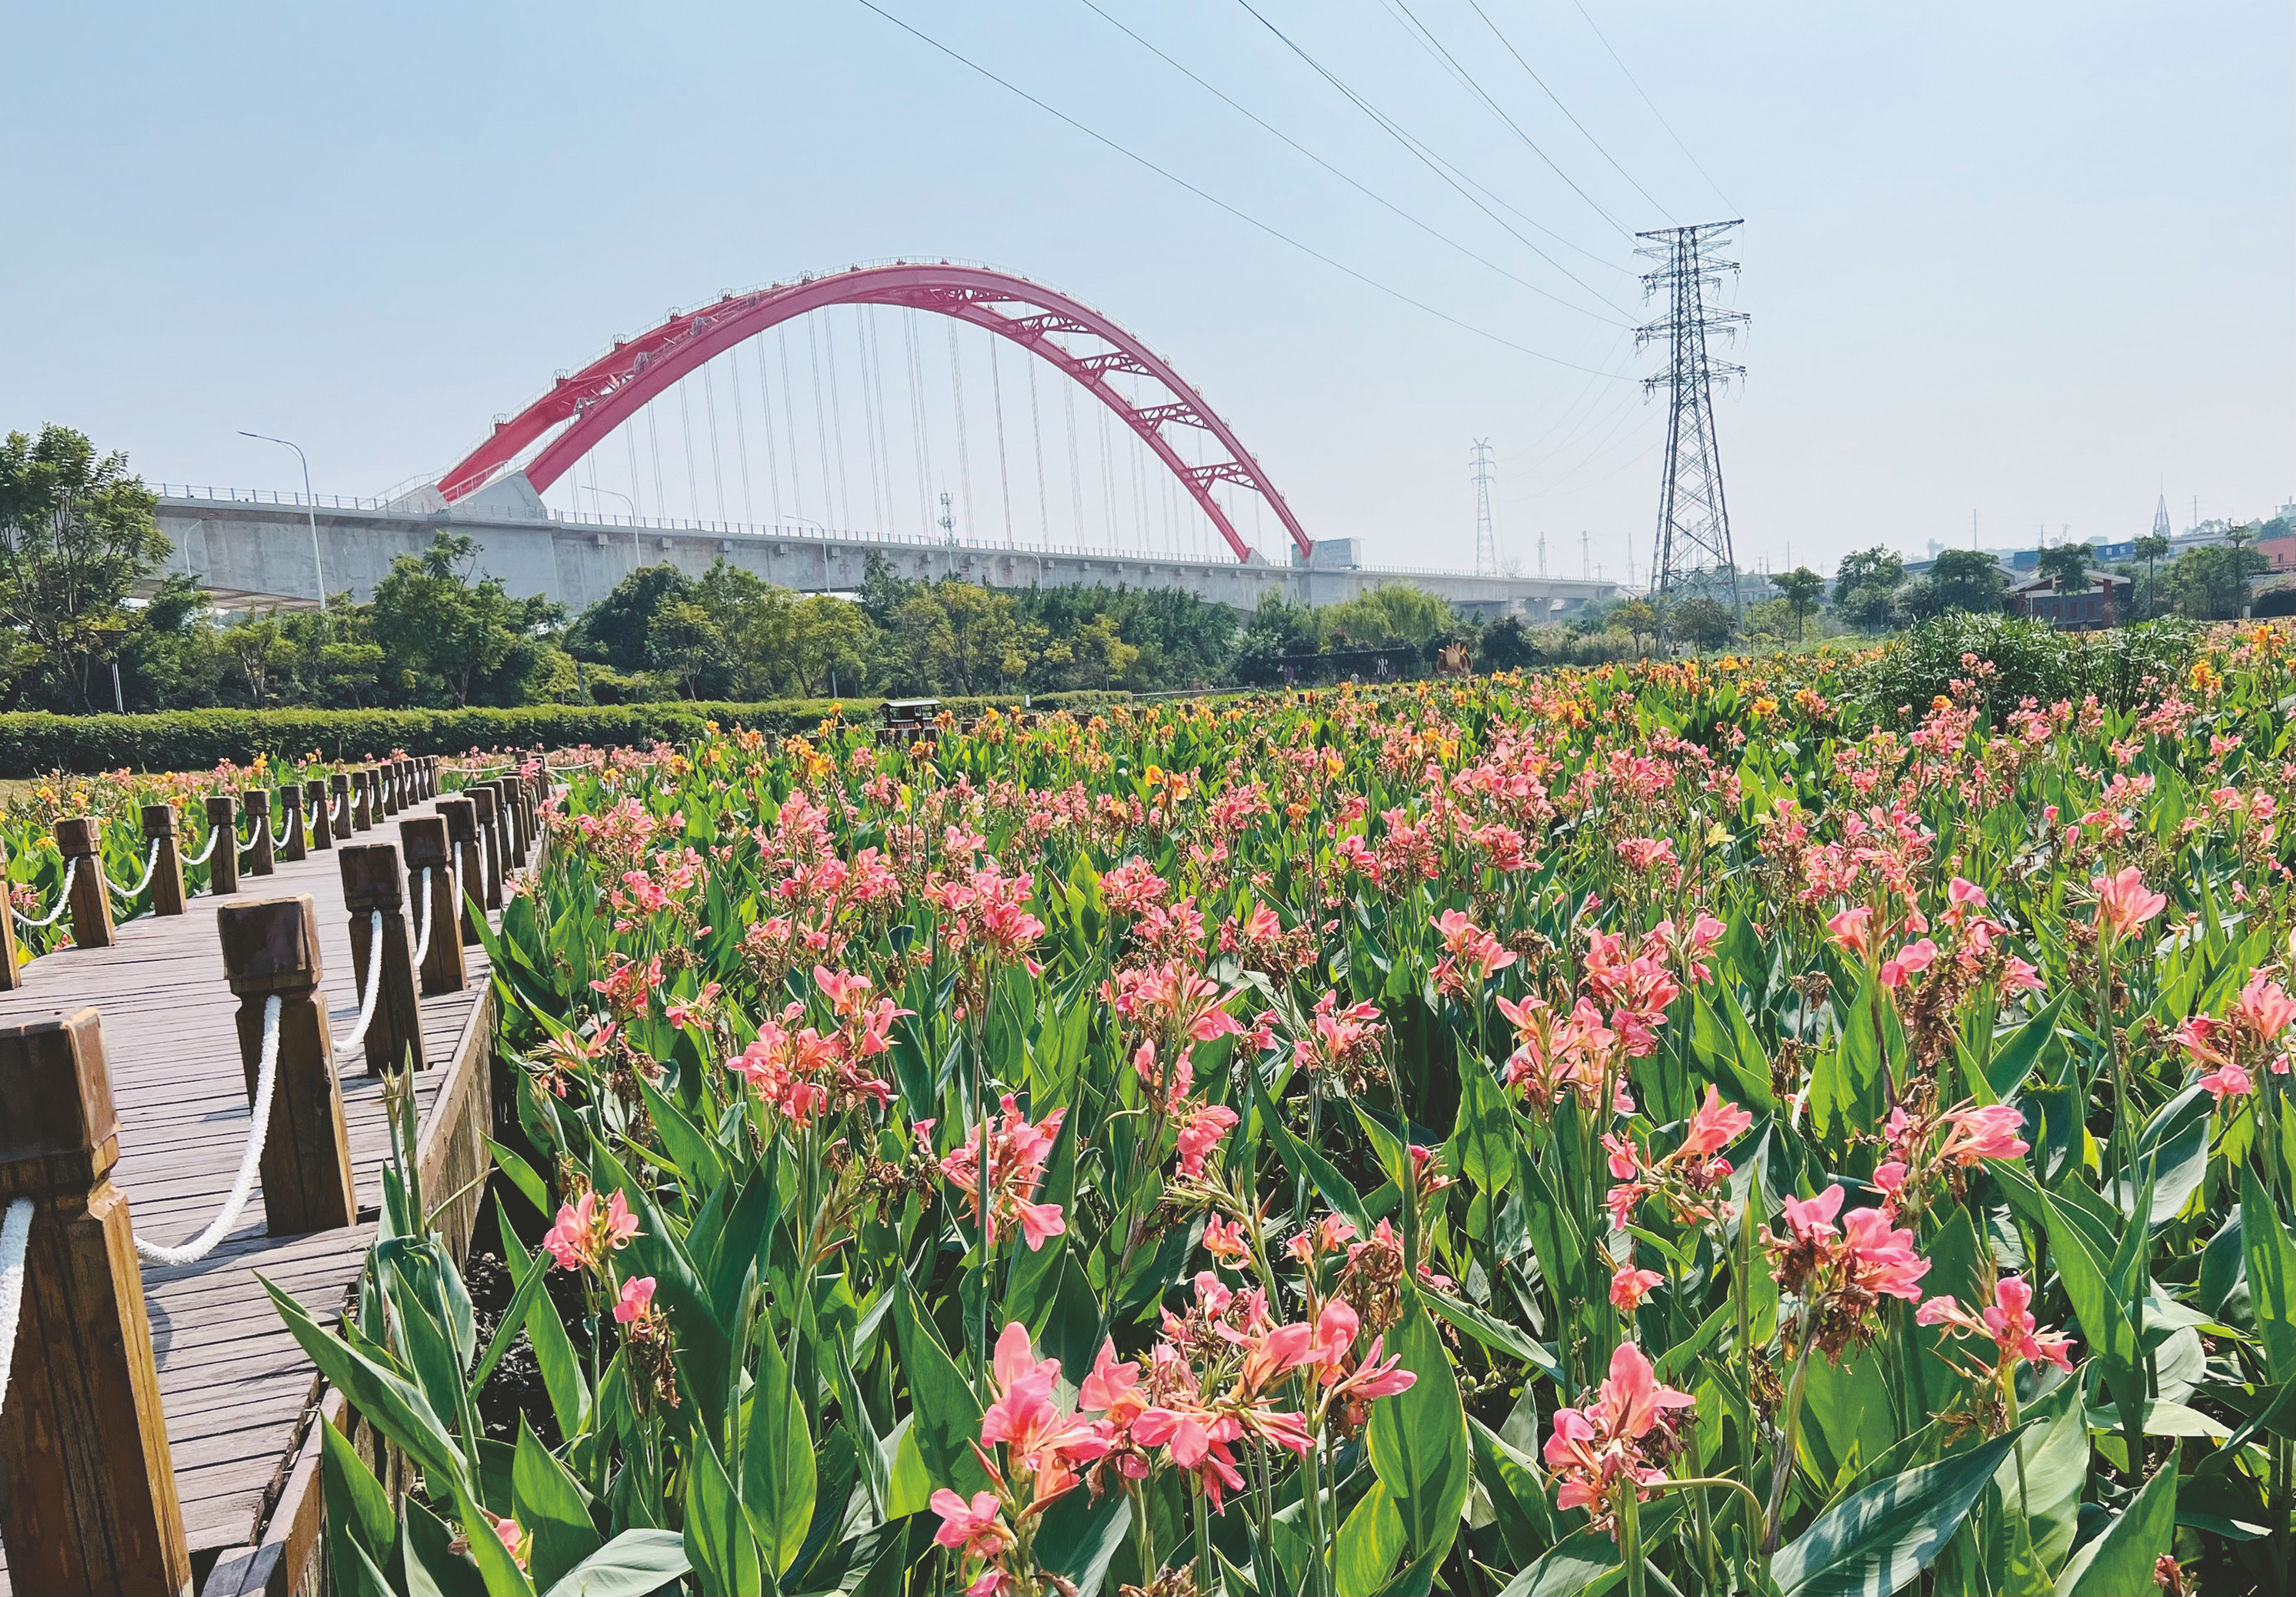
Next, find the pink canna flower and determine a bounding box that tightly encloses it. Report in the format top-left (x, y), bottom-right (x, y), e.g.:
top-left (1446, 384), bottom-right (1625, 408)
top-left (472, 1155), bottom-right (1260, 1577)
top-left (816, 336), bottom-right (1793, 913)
top-left (543, 1188), bottom-right (642, 1274)
top-left (1174, 1103), bottom-right (1240, 1178)
top-left (1611, 1264), bottom-right (1665, 1310)
top-left (2233, 972), bottom-right (2296, 1040)
top-left (1542, 1342), bottom-right (1694, 1535)
top-left (1878, 938), bottom-right (1939, 989)
top-left (1826, 905), bottom-right (1876, 960)
top-left (2092, 866), bottom-right (2167, 945)
top-left (1680, 1085), bottom-right (1754, 1158)
top-left (2197, 1061), bottom-right (2253, 1102)
top-left (1201, 1214), bottom-right (1250, 1264)
top-left (1917, 1276), bottom-right (2076, 1375)
top-left (612, 1275), bottom-right (656, 1324)
top-left (929, 1490), bottom-right (1014, 1561)
top-left (1938, 1103), bottom-right (2029, 1166)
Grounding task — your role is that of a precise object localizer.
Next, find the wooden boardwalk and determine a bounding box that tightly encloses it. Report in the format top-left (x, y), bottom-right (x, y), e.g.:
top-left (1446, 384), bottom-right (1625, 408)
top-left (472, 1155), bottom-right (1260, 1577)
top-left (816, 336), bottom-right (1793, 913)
top-left (0, 792), bottom-right (505, 1595)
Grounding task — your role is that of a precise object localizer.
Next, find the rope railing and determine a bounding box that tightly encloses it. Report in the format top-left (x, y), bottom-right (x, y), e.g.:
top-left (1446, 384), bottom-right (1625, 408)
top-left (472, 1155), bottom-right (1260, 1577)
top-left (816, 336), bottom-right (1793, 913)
top-left (0, 1196), bottom-right (31, 1422)
top-left (131, 994), bottom-right (280, 1268)
top-left (408, 869), bottom-right (433, 968)
top-left (182, 827), bottom-right (221, 867)
top-left (241, 811), bottom-right (271, 856)
top-left (331, 911), bottom-right (386, 1058)
top-left (107, 839), bottom-right (163, 902)
top-left (13, 858), bottom-right (76, 929)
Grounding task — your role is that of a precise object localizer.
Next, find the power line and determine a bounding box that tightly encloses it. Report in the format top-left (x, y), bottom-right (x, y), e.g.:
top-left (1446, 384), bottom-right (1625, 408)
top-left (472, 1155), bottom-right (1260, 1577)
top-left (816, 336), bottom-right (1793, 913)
top-left (1454, 0), bottom-right (1675, 224)
top-left (1071, 0), bottom-right (1627, 324)
top-left (1569, 0), bottom-right (1735, 213)
top-left (850, 0), bottom-right (1633, 376)
top-left (1230, 0), bottom-right (1634, 310)
top-left (1380, 0), bottom-right (1658, 232)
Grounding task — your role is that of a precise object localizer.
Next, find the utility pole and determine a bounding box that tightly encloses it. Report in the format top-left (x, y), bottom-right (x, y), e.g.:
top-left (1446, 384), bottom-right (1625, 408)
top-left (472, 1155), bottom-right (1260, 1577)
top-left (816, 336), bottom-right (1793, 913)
top-left (1972, 509), bottom-right (1979, 549)
top-left (938, 490), bottom-right (957, 543)
top-left (1637, 221), bottom-right (1747, 616)
top-left (1537, 528), bottom-right (1547, 577)
top-left (1470, 440), bottom-right (1498, 575)
top-left (1581, 530), bottom-right (1591, 582)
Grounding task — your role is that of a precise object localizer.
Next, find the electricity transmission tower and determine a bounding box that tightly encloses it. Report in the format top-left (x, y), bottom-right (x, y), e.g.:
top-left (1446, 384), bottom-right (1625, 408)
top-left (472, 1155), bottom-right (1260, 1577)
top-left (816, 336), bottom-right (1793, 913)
top-left (1637, 221), bottom-right (1747, 615)
top-left (1470, 440), bottom-right (1498, 575)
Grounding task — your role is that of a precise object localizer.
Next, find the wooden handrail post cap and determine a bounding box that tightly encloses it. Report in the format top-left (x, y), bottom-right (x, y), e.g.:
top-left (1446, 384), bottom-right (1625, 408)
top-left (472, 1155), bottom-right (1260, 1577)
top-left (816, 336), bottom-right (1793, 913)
top-left (0, 1007), bottom-right (193, 1597)
top-left (215, 897), bottom-right (357, 1234)
top-left (438, 798), bottom-right (487, 946)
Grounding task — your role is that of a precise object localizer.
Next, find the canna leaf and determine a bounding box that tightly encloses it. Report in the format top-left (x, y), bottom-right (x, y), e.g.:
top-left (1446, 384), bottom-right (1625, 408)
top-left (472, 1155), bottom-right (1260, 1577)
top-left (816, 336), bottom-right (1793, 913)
top-left (2053, 1462), bottom-right (2176, 1596)
top-left (541, 1529), bottom-right (693, 1597)
top-left (1770, 1426), bottom-right (2028, 1597)
top-left (1366, 1291), bottom-right (1473, 1568)
top-left (743, 1330), bottom-right (818, 1578)
top-left (513, 1415), bottom-right (603, 1593)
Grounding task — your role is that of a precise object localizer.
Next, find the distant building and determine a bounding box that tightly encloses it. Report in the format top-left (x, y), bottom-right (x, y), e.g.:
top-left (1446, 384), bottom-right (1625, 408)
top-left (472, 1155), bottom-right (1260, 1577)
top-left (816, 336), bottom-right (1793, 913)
top-left (2153, 495), bottom-right (2173, 541)
top-left (2259, 536), bottom-right (2296, 574)
top-left (2007, 569), bottom-right (2131, 630)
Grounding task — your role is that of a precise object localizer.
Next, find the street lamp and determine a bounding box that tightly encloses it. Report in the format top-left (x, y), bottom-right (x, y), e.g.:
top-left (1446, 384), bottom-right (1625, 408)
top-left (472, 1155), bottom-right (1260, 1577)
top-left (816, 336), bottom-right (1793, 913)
top-left (584, 484), bottom-right (642, 568)
top-left (238, 431), bottom-right (326, 612)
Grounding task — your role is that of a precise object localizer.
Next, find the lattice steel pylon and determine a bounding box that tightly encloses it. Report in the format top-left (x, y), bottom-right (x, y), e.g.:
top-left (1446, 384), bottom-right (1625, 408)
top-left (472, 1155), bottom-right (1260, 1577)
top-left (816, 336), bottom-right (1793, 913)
top-left (1470, 439), bottom-right (1498, 575)
top-left (1637, 221), bottom-right (1747, 616)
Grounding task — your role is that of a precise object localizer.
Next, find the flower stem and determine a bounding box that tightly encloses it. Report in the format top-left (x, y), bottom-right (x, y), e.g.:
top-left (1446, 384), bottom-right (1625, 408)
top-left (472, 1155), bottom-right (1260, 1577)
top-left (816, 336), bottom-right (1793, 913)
top-left (1763, 1328), bottom-right (1817, 1553)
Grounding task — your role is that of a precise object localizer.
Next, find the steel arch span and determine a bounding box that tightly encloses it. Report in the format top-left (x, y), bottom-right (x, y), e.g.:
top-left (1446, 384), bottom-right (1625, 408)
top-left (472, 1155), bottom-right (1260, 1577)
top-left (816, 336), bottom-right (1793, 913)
top-left (436, 263), bottom-right (1311, 563)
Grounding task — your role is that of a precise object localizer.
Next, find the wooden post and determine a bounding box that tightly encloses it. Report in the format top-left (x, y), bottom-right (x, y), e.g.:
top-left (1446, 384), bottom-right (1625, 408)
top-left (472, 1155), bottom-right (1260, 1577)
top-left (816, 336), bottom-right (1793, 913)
top-left (489, 778), bottom-right (523, 868)
top-left (329, 772), bottom-right (352, 840)
top-left (349, 769), bottom-right (372, 832)
top-left (274, 781), bottom-right (306, 863)
top-left (439, 798), bottom-right (485, 946)
top-left (380, 760), bottom-right (401, 817)
top-left (468, 786), bottom-right (504, 911)
top-left (427, 755), bottom-right (442, 798)
top-left (0, 1009), bottom-right (194, 1597)
top-left (240, 788), bottom-right (276, 878)
top-left (0, 837), bottom-right (23, 990)
top-left (399, 818), bottom-right (467, 996)
top-left (304, 778), bottom-right (333, 852)
top-left (205, 796), bottom-right (241, 895)
top-left (55, 818), bottom-right (116, 951)
top-left (139, 805), bottom-right (186, 917)
top-left (216, 897), bottom-right (356, 1234)
top-left (339, 844), bottom-right (426, 1074)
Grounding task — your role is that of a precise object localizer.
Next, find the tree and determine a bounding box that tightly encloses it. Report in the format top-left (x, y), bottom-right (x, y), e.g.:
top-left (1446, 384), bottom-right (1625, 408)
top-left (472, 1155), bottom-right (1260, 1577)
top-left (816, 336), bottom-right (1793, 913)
top-left (368, 532), bottom-right (561, 706)
top-left (1839, 583), bottom-right (1900, 632)
top-left (780, 596), bottom-right (872, 697)
top-left (1929, 548), bottom-right (2005, 614)
top-left (1774, 566), bottom-right (1826, 640)
top-left (566, 563), bottom-right (693, 672)
top-left (2035, 542), bottom-right (2094, 594)
top-left (2165, 543), bottom-right (2266, 620)
top-left (1832, 547), bottom-right (1904, 607)
top-left (1040, 612), bottom-right (1139, 690)
top-left (1669, 595), bottom-right (1735, 650)
top-left (2131, 533), bottom-right (2171, 618)
top-left (1476, 615), bottom-right (1539, 671)
top-left (1232, 593), bottom-right (1318, 685)
top-left (0, 423), bottom-right (170, 710)
top-left (1605, 599), bottom-right (1660, 650)
top-left (646, 597), bottom-right (727, 698)
top-left (1319, 583), bottom-right (1452, 650)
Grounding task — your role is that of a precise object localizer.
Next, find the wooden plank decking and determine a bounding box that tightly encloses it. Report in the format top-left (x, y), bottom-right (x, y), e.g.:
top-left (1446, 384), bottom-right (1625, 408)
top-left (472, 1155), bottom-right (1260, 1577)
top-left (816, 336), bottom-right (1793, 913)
top-left (0, 793), bottom-right (507, 1595)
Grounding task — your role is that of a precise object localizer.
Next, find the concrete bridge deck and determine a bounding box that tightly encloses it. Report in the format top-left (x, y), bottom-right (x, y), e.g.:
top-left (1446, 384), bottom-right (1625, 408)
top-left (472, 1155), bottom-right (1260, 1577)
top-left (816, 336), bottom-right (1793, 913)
top-left (154, 484), bottom-right (1620, 621)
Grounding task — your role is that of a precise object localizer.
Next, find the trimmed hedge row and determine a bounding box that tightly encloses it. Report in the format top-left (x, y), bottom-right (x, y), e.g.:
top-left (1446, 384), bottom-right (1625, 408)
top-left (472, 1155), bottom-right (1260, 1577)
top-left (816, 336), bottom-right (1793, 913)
top-left (0, 691), bottom-right (1132, 777)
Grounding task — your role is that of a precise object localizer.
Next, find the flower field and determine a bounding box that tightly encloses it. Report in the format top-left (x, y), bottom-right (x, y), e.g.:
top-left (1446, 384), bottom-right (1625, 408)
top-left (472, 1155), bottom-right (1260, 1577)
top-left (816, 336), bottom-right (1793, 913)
top-left (277, 625), bottom-right (2296, 1595)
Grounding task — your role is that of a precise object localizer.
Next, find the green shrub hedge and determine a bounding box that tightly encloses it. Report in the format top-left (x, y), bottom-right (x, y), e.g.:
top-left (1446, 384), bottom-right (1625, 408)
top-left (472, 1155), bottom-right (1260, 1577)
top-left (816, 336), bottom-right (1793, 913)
top-left (0, 691), bottom-right (1132, 777)
top-left (1843, 612), bottom-right (2204, 729)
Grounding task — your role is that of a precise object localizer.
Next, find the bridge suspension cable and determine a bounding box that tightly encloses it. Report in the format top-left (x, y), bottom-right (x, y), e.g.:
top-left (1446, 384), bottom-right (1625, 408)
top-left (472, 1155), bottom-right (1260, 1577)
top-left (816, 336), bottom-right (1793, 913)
top-left (728, 343), bottom-right (756, 523)
top-left (947, 321), bottom-right (975, 539)
top-left (824, 317), bottom-right (853, 532)
top-left (989, 337), bottom-right (1015, 546)
top-left (1028, 358), bottom-right (1049, 549)
top-left (702, 363), bottom-right (728, 521)
top-left (753, 339), bottom-right (785, 526)
top-left (676, 377), bottom-right (700, 517)
top-left (903, 308), bottom-right (933, 536)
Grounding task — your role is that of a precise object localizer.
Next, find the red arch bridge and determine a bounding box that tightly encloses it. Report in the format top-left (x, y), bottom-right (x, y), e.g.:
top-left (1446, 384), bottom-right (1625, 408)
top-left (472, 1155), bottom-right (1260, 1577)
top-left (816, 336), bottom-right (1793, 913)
top-left (439, 262), bottom-right (1309, 565)
top-left (154, 263), bottom-right (1624, 618)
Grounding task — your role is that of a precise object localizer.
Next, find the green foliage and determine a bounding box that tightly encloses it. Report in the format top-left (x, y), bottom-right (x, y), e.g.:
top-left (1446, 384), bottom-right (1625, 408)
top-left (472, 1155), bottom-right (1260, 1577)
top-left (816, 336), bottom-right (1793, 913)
top-left (0, 423), bottom-right (170, 710)
top-left (0, 690), bottom-right (1132, 775)
top-left (1831, 546), bottom-right (1904, 607)
top-left (1844, 612), bottom-right (2204, 728)
top-left (367, 533), bottom-right (566, 707)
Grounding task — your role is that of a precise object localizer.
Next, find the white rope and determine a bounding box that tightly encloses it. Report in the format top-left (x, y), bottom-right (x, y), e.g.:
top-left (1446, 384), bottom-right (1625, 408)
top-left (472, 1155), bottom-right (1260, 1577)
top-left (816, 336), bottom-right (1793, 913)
top-left (182, 827), bottom-right (221, 867)
top-left (109, 839), bottom-right (161, 901)
top-left (0, 1196), bottom-right (32, 1420)
top-left (13, 859), bottom-right (75, 929)
top-left (133, 995), bottom-right (279, 1267)
top-left (408, 869), bottom-right (434, 968)
top-left (332, 910), bottom-right (387, 1058)
top-left (239, 811), bottom-right (270, 856)
top-left (307, 805), bottom-right (324, 831)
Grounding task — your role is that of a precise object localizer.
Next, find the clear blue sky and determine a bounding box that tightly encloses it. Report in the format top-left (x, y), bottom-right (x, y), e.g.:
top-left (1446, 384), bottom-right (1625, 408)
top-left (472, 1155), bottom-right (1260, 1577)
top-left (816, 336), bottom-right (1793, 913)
top-left (4, 2), bottom-right (2289, 578)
